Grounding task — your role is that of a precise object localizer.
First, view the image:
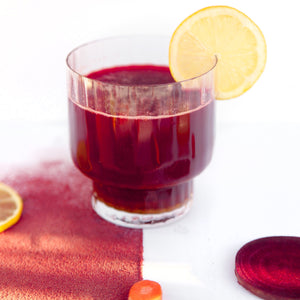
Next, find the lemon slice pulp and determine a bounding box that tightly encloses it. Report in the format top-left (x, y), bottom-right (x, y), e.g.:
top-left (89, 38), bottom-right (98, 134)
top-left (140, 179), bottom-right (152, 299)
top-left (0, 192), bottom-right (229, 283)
top-left (0, 182), bottom-right (23, 233)
top-left (169, 6), bottom-right (267, 100)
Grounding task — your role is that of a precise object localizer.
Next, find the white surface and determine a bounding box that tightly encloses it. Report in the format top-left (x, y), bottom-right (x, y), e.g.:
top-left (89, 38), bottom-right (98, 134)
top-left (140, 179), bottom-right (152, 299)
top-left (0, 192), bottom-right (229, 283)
top-left (1, 121), bottom-right (300, 299)
top-left (143, 122), bottom-right (300, 299)
top-left (1, 0), bottom-right (300, 299)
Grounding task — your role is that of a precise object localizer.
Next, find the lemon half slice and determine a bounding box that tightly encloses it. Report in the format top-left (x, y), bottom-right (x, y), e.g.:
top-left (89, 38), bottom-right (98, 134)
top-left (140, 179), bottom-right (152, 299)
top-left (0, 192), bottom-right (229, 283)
top-left (169, 6), bottom-right (267, 99)
top-left (0, 182), bottom-right (23, 233)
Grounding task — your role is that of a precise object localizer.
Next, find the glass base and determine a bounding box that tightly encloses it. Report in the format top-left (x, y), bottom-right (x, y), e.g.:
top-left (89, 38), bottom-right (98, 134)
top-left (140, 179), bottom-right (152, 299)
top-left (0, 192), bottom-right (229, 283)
top-left (91, 180), bottom-right (193, 228)
top-left (92, 196), bottom-right (192, 229)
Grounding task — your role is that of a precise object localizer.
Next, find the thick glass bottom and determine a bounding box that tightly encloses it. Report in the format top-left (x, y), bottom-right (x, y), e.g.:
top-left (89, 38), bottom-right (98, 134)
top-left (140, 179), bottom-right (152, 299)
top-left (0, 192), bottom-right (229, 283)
top-left (92, 196), bottom-right (192, 229)
top-left (92, 180), bottom-right (193, 228)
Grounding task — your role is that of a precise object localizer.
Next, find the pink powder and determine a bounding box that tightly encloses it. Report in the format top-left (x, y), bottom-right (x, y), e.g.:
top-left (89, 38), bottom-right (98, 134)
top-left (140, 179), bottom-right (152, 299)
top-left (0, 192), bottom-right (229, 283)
top-left (0, 160), bottom-right (143, 299)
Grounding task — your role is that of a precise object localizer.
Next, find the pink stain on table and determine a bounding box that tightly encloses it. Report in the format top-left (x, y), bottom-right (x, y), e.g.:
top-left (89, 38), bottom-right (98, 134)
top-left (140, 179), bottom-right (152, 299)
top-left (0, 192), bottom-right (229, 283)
top-left (0, 160), bottom-right (143, 300)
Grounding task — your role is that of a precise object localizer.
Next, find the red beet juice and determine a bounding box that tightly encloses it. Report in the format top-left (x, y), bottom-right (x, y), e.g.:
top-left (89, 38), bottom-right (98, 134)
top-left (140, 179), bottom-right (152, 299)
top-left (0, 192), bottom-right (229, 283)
top-left (68, 65), bottom-right (214, 214)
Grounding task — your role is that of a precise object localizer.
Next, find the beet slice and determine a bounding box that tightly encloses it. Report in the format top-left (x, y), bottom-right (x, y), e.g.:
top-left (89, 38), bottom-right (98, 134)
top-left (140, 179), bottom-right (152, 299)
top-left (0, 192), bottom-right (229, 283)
top-left (235, 236), bottom-right (300, 299)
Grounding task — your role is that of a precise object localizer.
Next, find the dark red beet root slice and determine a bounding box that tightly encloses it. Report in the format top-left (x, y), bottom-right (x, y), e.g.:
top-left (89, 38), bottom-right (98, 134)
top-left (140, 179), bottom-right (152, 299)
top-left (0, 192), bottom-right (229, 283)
top-left (235, 236), bottom-right (300, 299)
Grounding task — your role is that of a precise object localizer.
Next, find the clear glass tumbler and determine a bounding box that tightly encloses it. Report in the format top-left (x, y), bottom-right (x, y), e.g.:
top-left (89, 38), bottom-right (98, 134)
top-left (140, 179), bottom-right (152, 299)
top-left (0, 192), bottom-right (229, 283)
top-left (66, 36), bottom-right (216, 228)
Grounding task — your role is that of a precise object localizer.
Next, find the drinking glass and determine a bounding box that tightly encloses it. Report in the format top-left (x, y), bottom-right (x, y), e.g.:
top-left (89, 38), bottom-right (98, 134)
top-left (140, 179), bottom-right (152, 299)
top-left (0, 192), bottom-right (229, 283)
top-left (66, 36), bottom-right (216, 228)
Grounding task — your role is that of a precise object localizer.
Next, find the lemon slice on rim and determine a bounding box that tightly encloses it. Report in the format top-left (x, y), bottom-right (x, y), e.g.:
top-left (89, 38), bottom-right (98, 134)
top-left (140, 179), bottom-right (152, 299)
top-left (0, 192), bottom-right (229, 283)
top-left (0, 182), bottom-right (23, 233)
top-left (169, 6), bottom-right (267, 100)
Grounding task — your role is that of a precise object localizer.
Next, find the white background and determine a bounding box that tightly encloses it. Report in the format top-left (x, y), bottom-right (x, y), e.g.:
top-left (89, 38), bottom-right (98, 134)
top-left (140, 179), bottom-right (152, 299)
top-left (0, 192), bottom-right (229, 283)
top-left (1, 1), bottom-right (300, 299)
top-left (0, 0), bottom-right (300, 124)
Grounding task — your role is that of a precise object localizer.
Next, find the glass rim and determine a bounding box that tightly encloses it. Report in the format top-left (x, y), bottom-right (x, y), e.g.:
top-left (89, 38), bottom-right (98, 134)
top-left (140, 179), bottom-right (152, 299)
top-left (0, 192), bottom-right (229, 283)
top-left (66, 35), bottom-right (218, 88)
